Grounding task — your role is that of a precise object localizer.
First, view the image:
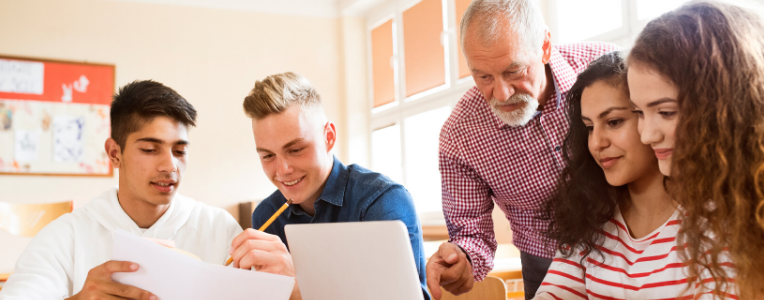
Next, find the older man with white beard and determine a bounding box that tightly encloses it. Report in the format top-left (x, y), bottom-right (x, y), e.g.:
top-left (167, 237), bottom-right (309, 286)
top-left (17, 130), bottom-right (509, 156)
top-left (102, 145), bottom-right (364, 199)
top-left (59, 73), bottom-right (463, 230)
top-left (426, 1), bottom-right (616, 299)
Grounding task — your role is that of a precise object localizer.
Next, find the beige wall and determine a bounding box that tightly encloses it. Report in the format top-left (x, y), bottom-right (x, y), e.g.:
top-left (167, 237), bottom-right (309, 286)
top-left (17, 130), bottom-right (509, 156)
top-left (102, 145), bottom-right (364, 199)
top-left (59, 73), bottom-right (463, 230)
top-left (339, 16), bottom-right (370, 166)
top-left (0, 0), bottom-right (361, 272)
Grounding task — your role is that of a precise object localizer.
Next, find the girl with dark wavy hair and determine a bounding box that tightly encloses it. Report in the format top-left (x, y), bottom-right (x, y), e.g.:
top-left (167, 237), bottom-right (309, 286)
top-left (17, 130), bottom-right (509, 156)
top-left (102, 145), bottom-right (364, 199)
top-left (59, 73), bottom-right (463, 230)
top-left (628, 0), bottom-right (764, 298)
top-left (535, 52), bottom-right (728, 299)
top-left (533, 51), bottom-right (711, 299)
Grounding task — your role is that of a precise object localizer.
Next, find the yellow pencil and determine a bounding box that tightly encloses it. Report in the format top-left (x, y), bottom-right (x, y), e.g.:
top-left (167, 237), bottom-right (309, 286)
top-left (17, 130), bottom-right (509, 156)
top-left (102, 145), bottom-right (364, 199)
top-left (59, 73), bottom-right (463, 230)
top-left (225, 198), bottom-right (293, 266)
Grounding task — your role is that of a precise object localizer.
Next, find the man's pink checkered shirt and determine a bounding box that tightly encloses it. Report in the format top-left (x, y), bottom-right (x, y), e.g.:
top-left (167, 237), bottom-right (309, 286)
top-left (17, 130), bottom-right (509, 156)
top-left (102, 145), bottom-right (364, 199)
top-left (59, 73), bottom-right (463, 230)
top-left (439, 42), bottom-right (618, 281)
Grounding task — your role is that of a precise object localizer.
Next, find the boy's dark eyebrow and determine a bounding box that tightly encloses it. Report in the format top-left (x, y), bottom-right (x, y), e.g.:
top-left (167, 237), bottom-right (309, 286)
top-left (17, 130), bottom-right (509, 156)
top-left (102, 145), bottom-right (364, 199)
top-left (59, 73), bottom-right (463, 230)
top-left (646, 98), bottom-right (677, 108)
top-left (135, 137), bottom-right (189, 146)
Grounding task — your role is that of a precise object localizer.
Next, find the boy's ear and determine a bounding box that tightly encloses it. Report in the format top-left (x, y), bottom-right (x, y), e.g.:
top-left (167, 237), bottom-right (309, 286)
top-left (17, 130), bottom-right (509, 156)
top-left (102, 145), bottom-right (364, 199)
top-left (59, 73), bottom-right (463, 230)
top-left (324, 121), bottom-right (336, 153)
top-left (105, 138), bottom-right (123, 169)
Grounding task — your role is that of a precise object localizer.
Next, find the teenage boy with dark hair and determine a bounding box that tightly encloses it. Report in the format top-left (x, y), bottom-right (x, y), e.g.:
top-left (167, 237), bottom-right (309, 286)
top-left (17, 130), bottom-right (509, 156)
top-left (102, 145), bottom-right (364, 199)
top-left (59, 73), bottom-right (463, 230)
top-left (0, 80), bottom-right (242, 300)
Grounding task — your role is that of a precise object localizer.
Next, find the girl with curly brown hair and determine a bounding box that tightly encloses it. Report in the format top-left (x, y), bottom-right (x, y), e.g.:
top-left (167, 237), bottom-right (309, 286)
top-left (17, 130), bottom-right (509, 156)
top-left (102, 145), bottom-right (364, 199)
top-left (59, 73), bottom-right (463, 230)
top-left (628, 0), bottom-right (764, 298)
top-left (533, 51), bottom-right (717, 299)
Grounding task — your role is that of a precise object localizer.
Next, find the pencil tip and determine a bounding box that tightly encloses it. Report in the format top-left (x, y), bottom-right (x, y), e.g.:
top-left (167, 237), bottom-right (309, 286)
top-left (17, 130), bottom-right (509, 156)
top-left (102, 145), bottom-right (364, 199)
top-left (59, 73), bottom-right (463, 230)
top-left (287, 199), bottom-right (293, 205)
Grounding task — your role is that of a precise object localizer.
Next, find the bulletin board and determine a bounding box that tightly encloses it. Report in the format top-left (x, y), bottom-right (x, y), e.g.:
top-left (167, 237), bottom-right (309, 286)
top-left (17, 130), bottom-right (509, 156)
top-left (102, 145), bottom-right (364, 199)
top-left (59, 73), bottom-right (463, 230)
top-left (0, 55), bottom-right (115, 177)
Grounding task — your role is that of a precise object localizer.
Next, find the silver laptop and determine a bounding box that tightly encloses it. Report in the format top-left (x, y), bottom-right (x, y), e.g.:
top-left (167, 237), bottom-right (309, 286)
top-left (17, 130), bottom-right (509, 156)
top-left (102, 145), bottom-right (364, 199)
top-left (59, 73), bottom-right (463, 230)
top-left (285, 221), bottom-right (425, 300)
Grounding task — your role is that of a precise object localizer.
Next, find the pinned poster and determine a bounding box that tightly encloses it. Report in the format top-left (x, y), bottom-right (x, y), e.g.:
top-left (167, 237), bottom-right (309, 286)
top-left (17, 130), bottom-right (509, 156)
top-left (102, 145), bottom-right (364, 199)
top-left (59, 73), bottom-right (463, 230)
top-left (0, 55), bottom-right (114, 176)
top-left (52, 116), bottom-right (85, 162)
top-left (14, 129), bottom-right (40, 162)
top-left (0, 59), bottom-right (44, 95)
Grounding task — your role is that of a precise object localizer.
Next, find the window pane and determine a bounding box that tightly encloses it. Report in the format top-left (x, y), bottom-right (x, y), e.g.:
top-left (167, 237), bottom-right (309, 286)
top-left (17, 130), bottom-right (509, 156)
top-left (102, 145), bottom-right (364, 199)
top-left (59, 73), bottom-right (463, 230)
top-left (371, 124), bottom-right (403, 184)
top-left (455, 0), bottom-right (473, 79)
top-left (403, 0), bottom-right (446, 97)
top-left (404, 106), bottom-right (451, 214)
top-left (556, 0), bottom-right (622, 43)
top-left (637, 0), bottom-right (690, 20)
top-left (371, 20), bottom-right (396, 108)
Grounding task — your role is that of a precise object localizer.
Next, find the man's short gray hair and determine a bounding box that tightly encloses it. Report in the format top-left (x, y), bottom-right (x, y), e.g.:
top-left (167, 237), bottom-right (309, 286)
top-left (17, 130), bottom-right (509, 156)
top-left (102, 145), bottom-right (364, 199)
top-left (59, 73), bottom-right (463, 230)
top-left (460, 0), bottom-right (548, 54)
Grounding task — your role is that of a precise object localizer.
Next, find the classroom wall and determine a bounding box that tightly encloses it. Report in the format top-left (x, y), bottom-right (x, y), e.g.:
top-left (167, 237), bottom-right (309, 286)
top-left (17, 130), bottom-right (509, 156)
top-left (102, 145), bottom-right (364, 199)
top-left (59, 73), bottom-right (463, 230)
top-left (0, 0), bottom-right (544, 273)
top-left (0, 0), bottom-right (360, 272)
top-left (340, 17), bottom-right (371, 167)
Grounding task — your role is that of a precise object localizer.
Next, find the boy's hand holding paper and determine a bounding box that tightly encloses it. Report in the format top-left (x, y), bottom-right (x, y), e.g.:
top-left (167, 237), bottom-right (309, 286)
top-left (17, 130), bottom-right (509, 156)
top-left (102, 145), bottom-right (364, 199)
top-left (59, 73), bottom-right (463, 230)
top-left (66, 261), bottom-right (155, 300)
top-left (110, 229), bottom-right (294, 300)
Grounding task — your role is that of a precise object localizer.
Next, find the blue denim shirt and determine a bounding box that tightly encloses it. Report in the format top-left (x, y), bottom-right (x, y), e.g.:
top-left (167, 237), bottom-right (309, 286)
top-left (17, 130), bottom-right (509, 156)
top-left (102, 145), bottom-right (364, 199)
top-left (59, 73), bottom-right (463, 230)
top-left (252, 157), bottom-right (430, 300)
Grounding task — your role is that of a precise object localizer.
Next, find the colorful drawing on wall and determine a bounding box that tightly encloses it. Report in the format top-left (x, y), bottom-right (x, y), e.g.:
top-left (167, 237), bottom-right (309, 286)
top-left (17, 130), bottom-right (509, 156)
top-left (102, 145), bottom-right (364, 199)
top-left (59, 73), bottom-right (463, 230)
top-left (0, 55), bottom-right (114, 176)
top-left (0, 104), bottom-right (12, 130)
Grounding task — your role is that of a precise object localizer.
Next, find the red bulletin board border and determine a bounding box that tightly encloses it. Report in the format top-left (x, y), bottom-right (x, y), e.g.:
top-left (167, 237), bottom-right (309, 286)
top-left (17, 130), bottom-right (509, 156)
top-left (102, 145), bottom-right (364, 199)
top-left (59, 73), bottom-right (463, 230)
top-left (0, 54), bottom-right (115, 177)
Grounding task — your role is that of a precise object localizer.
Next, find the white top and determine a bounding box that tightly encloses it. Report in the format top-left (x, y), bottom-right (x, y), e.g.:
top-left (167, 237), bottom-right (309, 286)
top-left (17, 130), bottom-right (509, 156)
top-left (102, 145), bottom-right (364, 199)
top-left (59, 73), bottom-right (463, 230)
top-left (0, 187), bottom-right (243, 300)
top-left (534, 207), bottom-right (736, 300)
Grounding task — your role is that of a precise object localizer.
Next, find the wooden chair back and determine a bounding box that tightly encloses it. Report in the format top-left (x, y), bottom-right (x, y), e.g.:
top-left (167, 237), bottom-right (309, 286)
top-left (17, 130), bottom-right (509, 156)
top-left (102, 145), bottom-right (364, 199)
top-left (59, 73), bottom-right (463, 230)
top-left (0, 201), bottom-right (73, 237)
top-left (441, 275), bottom-right (508, 300)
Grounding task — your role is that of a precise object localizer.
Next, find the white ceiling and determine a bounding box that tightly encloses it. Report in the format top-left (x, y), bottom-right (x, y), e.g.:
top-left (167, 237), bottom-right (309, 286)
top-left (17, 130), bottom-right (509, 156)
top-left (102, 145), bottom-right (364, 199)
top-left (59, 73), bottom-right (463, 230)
top-left (107, 0), bottom-right (388, 18)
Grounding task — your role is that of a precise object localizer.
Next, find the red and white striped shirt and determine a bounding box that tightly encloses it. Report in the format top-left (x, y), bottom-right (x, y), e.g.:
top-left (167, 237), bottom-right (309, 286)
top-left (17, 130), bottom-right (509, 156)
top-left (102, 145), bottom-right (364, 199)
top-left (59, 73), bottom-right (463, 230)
top-left (534, 207), bottom-right (737, 300)
top-left (439, 42), bottom-right (618, 280)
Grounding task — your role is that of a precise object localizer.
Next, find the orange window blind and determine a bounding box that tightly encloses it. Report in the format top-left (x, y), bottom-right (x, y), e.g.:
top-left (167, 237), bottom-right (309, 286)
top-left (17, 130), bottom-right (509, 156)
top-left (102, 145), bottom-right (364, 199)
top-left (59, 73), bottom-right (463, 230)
top-left (402, 0), bottom-right (446, 97)
top-left (371, 19), bottom-right (396, 108)
top-left (456, 0), bottom-right (473, 79)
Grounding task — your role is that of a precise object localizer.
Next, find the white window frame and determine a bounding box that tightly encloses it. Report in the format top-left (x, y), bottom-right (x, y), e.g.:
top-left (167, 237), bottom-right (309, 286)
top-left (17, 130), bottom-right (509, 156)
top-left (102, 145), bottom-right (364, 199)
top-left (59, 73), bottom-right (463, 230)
top-left (362, 0), bottom-right (689, 226)
top-left (365, 0), bottom-right (476, 225)
top-left (548, 0), bottom-right (690, 46)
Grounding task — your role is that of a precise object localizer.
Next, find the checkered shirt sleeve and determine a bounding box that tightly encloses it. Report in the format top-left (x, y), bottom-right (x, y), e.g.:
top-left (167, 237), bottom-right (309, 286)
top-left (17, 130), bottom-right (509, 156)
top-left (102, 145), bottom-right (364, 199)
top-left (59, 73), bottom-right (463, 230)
top-left (439, 120), bottom-right (497, 281)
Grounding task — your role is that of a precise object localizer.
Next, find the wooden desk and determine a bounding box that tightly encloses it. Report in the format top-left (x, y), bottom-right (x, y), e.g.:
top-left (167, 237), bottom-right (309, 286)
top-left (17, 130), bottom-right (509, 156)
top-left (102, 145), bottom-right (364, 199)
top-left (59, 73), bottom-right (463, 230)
top-left (422, 226), bottom-right (450, 241)
top-left (491, 253), bottom-right (521, 278)
top-left (490, 257), bottom-right (524, 299)
top-left (425, 241), bottom-right (525, 299)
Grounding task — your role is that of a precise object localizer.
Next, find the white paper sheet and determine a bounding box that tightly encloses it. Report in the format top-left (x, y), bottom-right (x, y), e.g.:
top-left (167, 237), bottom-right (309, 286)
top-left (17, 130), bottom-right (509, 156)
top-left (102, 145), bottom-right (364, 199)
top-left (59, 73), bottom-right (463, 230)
top-left (111, 229), bottom-right (295, 300)
top-left (0, 58), bottom-right (44, 95)
top-left (52, 115), bottom-right (84, 162)
top-left (14, 129), bottom-right (40, 162)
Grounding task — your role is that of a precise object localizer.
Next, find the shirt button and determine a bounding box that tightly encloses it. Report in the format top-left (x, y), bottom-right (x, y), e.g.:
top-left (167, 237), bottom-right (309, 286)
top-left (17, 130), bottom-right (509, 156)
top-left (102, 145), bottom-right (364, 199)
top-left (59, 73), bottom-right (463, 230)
top-left (555, 145), bottom-right (561, 151)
